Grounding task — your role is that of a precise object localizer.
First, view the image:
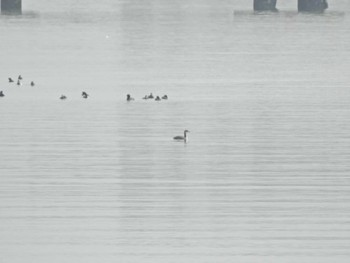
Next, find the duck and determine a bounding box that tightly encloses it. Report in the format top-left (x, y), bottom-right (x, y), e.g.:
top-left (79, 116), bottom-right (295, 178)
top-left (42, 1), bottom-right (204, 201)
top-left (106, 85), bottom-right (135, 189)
top-left (173, 130), bottom-right (190, 142)
top-left (0, 91), bottom-right (4, 97)
top-left (60, 95), bottom-right (67, 100)
top-left (147, 93), bottom-right (154, 99)
top-left (30, 81), bottom-right (35, 87)
top-left (18, 75), bottom-right (22, 80)
top-left (162, 95), bottom-right (168, 100)
top-left (82, 91), bottom-right (89, 99)
top-left (155, 96), bottom-right (161, 101)
top-left (126, 94), bottom-right (134, 101)
top-left (8, 77), bottom-right (14, 83)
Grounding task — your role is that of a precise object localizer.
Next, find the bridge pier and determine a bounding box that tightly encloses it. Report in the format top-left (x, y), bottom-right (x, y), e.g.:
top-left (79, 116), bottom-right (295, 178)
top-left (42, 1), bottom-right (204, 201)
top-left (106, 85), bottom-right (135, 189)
top-left (254, 0), bottom-right (328, 12)
top-left (298, 0), bottom-right (328, 12)
top-left (254, 0), bottom-right (278, 11)
top-left (1, 0), bottom-right (22, 15)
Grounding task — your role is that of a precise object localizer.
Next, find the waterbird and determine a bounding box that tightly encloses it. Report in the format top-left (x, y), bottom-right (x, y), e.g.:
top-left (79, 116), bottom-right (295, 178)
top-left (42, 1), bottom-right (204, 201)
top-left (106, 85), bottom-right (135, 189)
top-left (60, 95), bottom-right (67, 100)
top-left (18, 75), bottom-right (22, 80)
top-left (82, 91), bottom-right (89, 99)
top-left (0, 91), bottom-right (4, 97)
top-left (31, 81), bottom-right (35, 87)
top-left (173, 130), bottom-right (190, 142)
top-left (17, 80), bottom-right (21, 86)
top-left (8, 78), bottom-right (14, 83)
top-left (155, 96), bottom-right (161, 101)
top-left (162, 95), bottom-right (168, 100)
top-left (126, 94), bottom-right (134, 101)
top-left (147, 93), bottom-right (154, 99)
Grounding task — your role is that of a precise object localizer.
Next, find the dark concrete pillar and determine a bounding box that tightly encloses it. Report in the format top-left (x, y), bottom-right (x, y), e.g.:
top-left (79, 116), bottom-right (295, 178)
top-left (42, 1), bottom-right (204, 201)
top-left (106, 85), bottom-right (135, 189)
top-left (298, 0), bottom-right (328, 12)
top-left (254, 0), bottom-right (278, 12)
top-left (1, 0), bottom-right (22, 15)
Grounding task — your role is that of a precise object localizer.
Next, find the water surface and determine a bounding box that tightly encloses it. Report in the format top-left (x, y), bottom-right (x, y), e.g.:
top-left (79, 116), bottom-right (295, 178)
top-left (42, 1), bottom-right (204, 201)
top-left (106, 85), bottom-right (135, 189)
top-left (1, 1), bottom-right (350, 262)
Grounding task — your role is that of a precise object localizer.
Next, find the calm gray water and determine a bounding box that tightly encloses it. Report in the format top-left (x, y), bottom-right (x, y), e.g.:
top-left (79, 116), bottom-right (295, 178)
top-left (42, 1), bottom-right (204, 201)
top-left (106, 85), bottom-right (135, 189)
top-left (1, 0), bottom-right (350, 262)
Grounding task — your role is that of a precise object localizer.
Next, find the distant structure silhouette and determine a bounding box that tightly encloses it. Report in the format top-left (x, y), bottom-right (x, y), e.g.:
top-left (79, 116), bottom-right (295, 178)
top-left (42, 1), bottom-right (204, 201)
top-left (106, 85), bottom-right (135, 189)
top-left (1, 0), bottom-right (21, 15)
top-left (253, 0), bottom-right (328, 12)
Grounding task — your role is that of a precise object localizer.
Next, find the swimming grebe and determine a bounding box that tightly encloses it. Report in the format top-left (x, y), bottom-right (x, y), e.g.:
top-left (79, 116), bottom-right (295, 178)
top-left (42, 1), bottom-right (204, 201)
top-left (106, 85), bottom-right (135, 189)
top-left (31, 81), bottom-right (35, 87)
top-left (17, 80), bottom-right (21, 86)
top-left (162, 95), bottom-right (168, 100)
top-left (173, 130), bottom-right (190, 142)
top-left (0, 91), bottom-right (4, 97)
top-left (8, 77), bottom-right (14, 83)
top-left (60, 95), bottom-right (67, 100)
top-left (155, 96), bottom-right (161, 101)
top-left (148, 93), bottom-right (154, 99)
top-left (126, 94), bottom-right (134, 101)
top-left (18, 75), bottom-right (22, 80)
top-left (82, 91), bottom-right (89, 99)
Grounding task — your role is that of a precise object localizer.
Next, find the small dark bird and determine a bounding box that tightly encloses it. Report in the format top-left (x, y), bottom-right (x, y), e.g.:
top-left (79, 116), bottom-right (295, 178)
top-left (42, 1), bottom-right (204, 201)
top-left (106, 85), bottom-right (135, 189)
top-left (18, 75), bottom-right (22, 80)
top-left (31, 81), bottom-right (35, 87)
top-left (60, 95), bottom-right (67, 100)
top-left (0, 91), bottom-right (4, 97)
top-left (17, 80), bottom-right (21, 86)
top-left (126, 94), bottom-right (134, 101)
top-left (8, 78), bottom-right (14, 83)
top-left (82, 91), bottom-right (89, 99)
top-left (173, 130), bottom-right (190, 142)
top-left (147, 93), bottom-right (154, 99)
top-left (162, 95), bottom-right (168, 100)
top-left (155, 96), bottom-right (161, 101)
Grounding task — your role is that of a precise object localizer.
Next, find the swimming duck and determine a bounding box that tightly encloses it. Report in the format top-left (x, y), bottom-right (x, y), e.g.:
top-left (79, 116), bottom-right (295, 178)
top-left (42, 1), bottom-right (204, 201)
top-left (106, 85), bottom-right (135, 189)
top-left (155, 96), bottom-right (161, 101)
top-left (126, 94), bottom-right (134, 101)
top-left (0, 91), bottom-right (4, 97)
top-left (18, 75), bottom-right (22, 80)
top-left (8, 77), bottom-right (14, 83)
top-left (173, 130), bottom-right (190, 142)
top-left (82, 91), bottom-right (89, 99)
top-left (60, 95), bottom-right (67, 100)
top-left (162, 95), bottom-right (168, 100)
top-left (148, 93), bottom-right (154, 99)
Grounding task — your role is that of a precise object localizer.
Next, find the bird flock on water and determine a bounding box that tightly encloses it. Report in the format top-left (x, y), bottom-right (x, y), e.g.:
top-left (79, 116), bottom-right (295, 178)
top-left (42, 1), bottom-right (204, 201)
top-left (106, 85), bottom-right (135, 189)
top-left (2, 75), bottom-right (189, 142)
top-left (1, 75), bottom-right (35, 98)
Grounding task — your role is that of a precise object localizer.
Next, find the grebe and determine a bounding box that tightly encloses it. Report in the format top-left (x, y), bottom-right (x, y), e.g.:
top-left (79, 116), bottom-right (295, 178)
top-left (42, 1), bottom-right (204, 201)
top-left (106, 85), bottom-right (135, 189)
top-left (17, 80), bottom-right (21, 86)
top-left (31, 81), bottom-right (35, 87)
top-left (155, 96), bottom-right (161, 101)
top-left (60, 95), bottom-right (67, 100)
top-left (0, 91), bottom-right (4, 97)
top-left (173, 130), bottom-right (190, 142)
top-left (18, 75), bottom-right (22, 80)
top-left (148, 93), bottom-right (154, 99)
top-left (126, 94), bottom-right (134, 101)
top-left (8, 77), bottom-right (14, 83)
top-left (162, 95), bottom-right (168, 100)
top-left (82, 91), bottom-right (89, 99)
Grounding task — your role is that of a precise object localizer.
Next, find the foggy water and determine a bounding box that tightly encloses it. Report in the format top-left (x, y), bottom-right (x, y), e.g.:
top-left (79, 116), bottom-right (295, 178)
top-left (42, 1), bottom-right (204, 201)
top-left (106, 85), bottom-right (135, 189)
top-left (1, 1), bottom-right (350, 262)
